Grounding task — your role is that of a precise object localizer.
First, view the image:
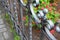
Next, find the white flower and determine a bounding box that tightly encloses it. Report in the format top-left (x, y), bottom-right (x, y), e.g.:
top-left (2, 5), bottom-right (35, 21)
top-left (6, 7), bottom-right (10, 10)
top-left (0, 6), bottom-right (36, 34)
top-left (36, 0), bottom-right (39, 5)
top-left (56, 26), bottom-right (60, 32)
top-left (43, 8), bottom-right (48, 14)
top-left (33, 3), bottom-right (36, 7)
top-left (37, 10), bottom-right (44, 18)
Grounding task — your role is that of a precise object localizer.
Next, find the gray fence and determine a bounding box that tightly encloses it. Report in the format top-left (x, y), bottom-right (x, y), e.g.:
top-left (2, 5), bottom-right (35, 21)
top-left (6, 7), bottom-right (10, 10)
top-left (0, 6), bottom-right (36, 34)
top-left (1, 0), bottom-right (60, 40)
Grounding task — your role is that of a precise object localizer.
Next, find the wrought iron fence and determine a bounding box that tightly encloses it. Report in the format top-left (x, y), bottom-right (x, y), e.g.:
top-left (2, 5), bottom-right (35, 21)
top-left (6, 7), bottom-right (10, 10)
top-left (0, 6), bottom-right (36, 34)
top-left (1, 0), bottom-right (60, 40)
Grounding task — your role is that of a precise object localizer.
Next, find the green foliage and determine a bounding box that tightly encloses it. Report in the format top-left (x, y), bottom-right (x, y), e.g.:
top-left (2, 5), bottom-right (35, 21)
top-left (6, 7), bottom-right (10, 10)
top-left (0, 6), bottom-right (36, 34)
top-left (25, 15), bottom-right (28, 26)
top-left (14, 35), bottom-right (20, 40)
top-left (25, 15), bottom-right (36, 27)
top-left (46, 11), bottom-right (60, 23)
top-left (34, 0), bottom-right (60, 23)
top-left (33, 0), bottom-right (60, 28)
top-left (25, 0), bottom-right (60, 29)
top-left (4, 13), bottom-right (20, 40)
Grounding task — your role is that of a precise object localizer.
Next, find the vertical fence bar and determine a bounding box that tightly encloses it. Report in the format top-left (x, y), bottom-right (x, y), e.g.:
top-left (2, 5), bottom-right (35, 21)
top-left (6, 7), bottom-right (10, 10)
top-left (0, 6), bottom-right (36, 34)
top-left (28, 15), bottom-right (32, 40)
top-left (13, 0), bottom-right (18, 23)
top-left (27, 0), bottom-right (32, 40)
top-left (13, 0), bottom-right (24, 40)
top-left (20, 6), bottom-right (25, 40)
top-left (19, 0), bottom-right (25, 40)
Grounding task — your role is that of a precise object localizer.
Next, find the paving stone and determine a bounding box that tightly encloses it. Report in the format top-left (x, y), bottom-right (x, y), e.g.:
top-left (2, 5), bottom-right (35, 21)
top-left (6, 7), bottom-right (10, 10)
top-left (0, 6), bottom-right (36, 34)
top-left (0, 33), bottom-right (4, 40)
top-left (3, 31), bottom-right (14, 40)
top-left (0, 25), bottom-right (5, 29)
top-left (0, 3), bottom-right (14, 40)
top-left (0, 19), bottom-right (4, 25)
top-left (0, 10), bottom-right (1, 13)
top-left (0, 28), bottom-right (7, 32)
top-left (3, 32), bottom-right (9, 40)
top-left (0, 15), bottom-right (1, 18)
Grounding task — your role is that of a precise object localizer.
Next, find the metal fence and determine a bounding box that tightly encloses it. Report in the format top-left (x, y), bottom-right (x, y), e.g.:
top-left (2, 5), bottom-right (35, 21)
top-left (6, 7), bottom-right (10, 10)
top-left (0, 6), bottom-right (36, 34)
top-left (1, 0), bottom-right (60, 40)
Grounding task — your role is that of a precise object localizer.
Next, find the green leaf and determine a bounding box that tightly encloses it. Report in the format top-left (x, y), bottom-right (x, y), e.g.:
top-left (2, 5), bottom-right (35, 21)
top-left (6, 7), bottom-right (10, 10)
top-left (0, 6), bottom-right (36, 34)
top-left (44, 0), bottom-right (47, 2)
top-left (14, 36), bottom-right (20, 40)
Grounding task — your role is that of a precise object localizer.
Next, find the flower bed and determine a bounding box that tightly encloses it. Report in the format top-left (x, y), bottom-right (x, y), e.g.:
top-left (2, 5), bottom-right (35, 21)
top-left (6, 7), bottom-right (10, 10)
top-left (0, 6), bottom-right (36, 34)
top-left (23, 0), bottom-right (60, 30)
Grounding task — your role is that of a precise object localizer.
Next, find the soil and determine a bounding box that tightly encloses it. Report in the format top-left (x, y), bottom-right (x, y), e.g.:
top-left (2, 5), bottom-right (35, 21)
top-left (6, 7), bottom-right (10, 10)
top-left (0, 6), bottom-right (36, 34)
top-left (24, 26), bottom-right (48, 40)
top-left (24, 26), bottom-right (60, 40)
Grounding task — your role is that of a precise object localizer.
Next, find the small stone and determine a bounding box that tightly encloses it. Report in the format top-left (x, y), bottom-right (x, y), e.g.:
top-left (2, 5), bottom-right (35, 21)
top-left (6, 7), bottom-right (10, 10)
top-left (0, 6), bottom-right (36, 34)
top-left (0, 19), bottom-right (4, 25)
top-left (0, 28), bottom-right (7, 32)
top-left (0, 15), bottom-right (1, 18)
top-left (0, 25), bottom-right (5, 29)
top-left (3, 32), bottom-right (9, 40)
top-left (0, 33), bottom-right (4, 40)
top-left (0, 10), bottom-right (1, 13)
